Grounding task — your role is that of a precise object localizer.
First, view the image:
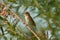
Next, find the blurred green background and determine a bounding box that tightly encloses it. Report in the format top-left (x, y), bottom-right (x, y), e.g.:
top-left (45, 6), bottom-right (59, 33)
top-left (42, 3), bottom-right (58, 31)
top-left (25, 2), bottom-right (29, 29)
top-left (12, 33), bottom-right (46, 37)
top-left (0, 0), bottom-right (60, 40)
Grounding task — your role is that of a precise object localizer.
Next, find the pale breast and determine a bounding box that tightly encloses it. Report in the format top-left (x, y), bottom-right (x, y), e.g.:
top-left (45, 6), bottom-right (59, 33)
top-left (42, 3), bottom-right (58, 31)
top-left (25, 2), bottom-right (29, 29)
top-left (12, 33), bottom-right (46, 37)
top-left (25, 15), bottom-right (29, 24)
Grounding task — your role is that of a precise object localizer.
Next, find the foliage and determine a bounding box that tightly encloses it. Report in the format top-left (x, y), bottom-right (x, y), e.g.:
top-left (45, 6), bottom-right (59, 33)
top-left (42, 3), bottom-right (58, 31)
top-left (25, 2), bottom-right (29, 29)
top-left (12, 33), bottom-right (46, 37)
top-left (0, 0), bottom-right (60, 40)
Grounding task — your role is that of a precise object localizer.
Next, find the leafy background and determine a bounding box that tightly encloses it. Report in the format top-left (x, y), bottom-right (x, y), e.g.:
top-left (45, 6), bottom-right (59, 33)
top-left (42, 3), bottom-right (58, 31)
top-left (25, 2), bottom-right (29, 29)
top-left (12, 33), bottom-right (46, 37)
top-left (0, 0), bottom-right (60, 40)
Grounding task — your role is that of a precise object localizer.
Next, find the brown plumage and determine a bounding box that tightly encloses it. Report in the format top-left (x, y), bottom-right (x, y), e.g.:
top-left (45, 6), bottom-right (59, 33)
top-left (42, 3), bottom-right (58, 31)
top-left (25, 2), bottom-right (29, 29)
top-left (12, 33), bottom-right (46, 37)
top-left (24, 12), bottom-right (36, 40)
top-left (24, 12), bottom-right (36, 26)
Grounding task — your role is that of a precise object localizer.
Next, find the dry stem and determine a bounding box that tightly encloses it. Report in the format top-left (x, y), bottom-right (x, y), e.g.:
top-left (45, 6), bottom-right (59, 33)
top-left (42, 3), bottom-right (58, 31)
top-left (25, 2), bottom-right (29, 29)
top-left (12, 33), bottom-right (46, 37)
top-left (9, 9), bottom-right (40, 40)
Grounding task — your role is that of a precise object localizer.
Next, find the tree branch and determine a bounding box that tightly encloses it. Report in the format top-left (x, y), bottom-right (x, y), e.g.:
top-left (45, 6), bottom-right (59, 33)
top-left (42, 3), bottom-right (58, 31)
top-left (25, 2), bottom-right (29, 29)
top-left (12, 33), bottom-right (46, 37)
top-left (9, 9), bottom-right (40, 40)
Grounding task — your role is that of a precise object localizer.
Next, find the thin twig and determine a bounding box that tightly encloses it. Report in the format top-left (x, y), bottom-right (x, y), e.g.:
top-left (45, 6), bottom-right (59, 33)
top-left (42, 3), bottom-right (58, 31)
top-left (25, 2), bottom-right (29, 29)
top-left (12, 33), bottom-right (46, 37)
top-left (9, 9), bottom-right (40, 40)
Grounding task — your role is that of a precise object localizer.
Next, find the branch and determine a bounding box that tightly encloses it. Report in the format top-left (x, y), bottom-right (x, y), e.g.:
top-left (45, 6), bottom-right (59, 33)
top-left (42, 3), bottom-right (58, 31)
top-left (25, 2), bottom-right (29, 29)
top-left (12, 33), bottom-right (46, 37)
top-left (9, 9), bottom-right (40, 40)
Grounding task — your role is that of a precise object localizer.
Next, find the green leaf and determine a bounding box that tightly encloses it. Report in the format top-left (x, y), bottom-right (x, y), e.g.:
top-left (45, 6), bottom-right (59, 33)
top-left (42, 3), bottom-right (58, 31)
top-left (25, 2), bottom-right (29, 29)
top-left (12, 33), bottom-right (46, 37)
top-left (8, 0), bottom-right (16, 2)
top-left (0, 16), bottom-right (7, 21)
top-left (0, 16), bottom-right (4, 20)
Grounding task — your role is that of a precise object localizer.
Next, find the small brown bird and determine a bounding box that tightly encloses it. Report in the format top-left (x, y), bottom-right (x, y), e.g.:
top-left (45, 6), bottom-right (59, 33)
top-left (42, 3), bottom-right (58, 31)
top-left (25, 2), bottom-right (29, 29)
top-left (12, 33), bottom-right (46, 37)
top-left (24, 12), bottom-right (36, 40)
top-left (24, 12), bottom-right (36, 26)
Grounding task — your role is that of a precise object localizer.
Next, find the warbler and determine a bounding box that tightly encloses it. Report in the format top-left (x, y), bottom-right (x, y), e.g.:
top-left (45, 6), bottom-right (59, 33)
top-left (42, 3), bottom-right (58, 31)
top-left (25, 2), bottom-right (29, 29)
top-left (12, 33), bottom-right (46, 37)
top-left (24, 12), bottom-right (36, 26)
top-left (24, 12), bottom-right (36, 40)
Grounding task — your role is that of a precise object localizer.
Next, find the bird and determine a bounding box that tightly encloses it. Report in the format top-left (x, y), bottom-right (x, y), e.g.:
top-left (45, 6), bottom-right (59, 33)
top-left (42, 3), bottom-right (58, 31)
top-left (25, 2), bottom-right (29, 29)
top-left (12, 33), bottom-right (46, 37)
top-left (24, 12), bottom-right (36, 27)
top-left (24, 12), bottom-right (36, 40)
